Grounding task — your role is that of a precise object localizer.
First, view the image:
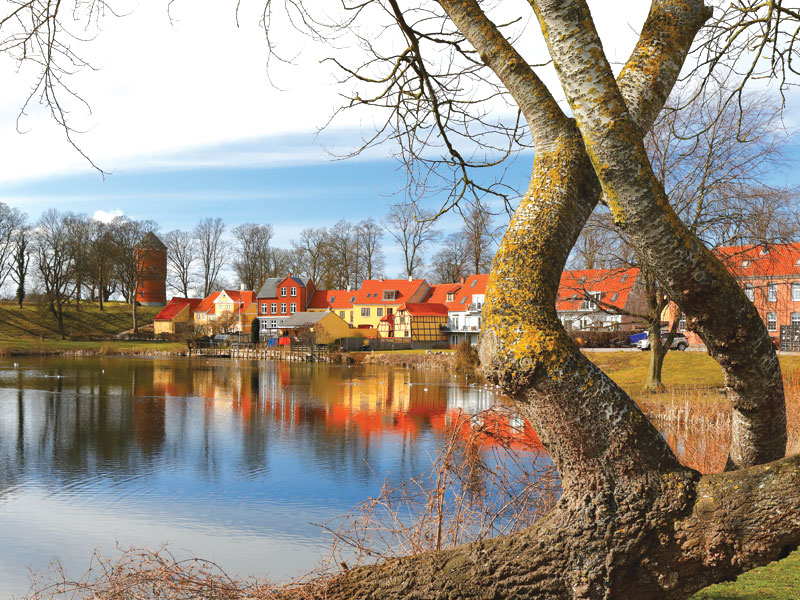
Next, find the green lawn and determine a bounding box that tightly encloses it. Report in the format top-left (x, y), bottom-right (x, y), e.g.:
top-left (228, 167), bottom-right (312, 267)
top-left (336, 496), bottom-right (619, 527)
top-left (691, 550), bottom-right (800, 599)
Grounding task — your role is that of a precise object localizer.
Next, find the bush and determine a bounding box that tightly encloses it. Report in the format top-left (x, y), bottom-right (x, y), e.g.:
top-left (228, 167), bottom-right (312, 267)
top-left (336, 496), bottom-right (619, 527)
top-left (454, 340), bottom-right (480, 373)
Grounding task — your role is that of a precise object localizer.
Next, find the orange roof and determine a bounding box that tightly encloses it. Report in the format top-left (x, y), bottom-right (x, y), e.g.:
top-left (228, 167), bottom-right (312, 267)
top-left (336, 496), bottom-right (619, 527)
top-left (155, 297), bottom-right (202, 321)
top-left (220, 290), bottom-right (256, 313)
top-left (400, 302), bottom-right (449, 317)
top-left (308, 289), bottom-right (353, 310)
top-left (194, 291), bottom-right (221, 314)
top-left (556, 268), bottom-right (639, 311)
top-left (716, 243), bottom-right (800, 279)
top-left (354, 279), bottom-right (427, 305)
top-left (422, 283), bottom-right (463, 311)
top-left (450, 274), bottom-right (489, 311)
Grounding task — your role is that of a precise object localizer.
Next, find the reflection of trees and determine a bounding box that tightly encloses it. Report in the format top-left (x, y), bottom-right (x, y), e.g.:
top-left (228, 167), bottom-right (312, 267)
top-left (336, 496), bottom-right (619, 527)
top-left (0, 357), bottom-right (506, 501)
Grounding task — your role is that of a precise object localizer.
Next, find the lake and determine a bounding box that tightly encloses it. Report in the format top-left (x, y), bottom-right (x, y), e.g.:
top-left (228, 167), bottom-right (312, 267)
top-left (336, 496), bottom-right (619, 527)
top-left (0, 356), bottom-right (526, 598)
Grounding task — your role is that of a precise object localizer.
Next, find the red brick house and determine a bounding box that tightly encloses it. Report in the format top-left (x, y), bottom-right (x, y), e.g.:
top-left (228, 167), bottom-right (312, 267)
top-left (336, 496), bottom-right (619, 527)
top-left (556, 267), bottom-right (645, 331)
top-left (256, 274), bottom-right (316, 337)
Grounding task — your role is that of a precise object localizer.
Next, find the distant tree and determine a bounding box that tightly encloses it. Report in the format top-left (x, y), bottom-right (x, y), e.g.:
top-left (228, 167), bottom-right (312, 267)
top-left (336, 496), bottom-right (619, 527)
top-left (194, 218), bottom-right (228, 297)
top-left (292, 227), bottom-right (330, 284)
top-left (461, 201), bottom-right (495, 274)
top-left (85, 220), bottom-right (116, 310)
top-left (0, 203), bottom-right (26, 291)
top-left (9, 220), bottom-right (30, 309)
top-left (385, 201), bottom-right (440, 278)
top-left (164, 229), bottom-right (197, 298)
top-left (355, 218), bottom-right (385, 283)
top-left (34, 210), bottom-right (76, 339)
top-left (327, 219), bottom-right (357, 289)
top-left (110, 217), bottom-right (159, 333)
top-left (64, 213), bottom-right (93, 311)
top-left (232, 223), bottom-right (274, 291)
top-left (431, 232), bottom-right (469, 283)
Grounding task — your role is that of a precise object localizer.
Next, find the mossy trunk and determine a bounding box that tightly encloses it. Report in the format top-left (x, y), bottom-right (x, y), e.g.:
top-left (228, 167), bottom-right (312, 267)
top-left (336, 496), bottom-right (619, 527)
top-left (645, 327), bottom-right (668, 391)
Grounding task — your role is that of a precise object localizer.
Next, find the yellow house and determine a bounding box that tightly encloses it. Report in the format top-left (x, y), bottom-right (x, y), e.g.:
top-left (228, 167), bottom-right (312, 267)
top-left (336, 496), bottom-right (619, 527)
top-left (393, 303), bottom-right (449, 341)
top-left (278, 311), bottom-right (354, 344)
top-left (213, 289), bottom-right (258, 333)
top-left (153, 297), bottom-right (202, 335)
top-left (351, 279), bottom-right (430, 331)
top-left (193, 291), bottom-right (221, 334)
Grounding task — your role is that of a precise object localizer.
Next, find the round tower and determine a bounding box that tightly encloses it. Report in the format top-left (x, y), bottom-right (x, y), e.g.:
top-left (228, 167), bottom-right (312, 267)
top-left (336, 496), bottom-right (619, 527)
top-left (135, 232), bottom-right (167, 306)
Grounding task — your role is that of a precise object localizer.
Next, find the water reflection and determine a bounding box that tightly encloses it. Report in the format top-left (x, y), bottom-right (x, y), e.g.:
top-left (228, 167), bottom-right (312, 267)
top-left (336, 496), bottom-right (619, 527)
top-left (0, 357), bottom-right (539, 598)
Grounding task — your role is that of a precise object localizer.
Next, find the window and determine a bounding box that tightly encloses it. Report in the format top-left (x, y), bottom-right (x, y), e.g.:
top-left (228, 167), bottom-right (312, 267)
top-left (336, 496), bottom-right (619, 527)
top-left (792, 282), bottom-right (800, 301)
top-left (387, 307), bottom-right (393, 315)
top-left (470, 279), bottom-right (477, 287)
top-left (290, 303), bottom-right (296, 313)
top-left (611, 292), bottom-right (619, 302)
top-left (349, 311), bottom-right (353, 323)
top-left (447, 292), bottom-right (455, 302)
top-left (350, 296), bottom-right (356, 303)
top-left (767, 312), bottom-right (777, 331)
top-left (453, 317), bottom-right (459, 330)
top-left (581, 292), bottom-right (601, 310)
top-left (290, 287), bottom-right (297, 297)
top-left (339, 311), bottom-right (345, 319)
top-left (270, 319), bottom-right (277, 329)
top-left (745, 284), bottom-right (754, 302)
top-left (281, 303), bottom-right (287, 314)
top-left (382, 290), bottom-right (396, 300)
top-left (361, 308), bottom-right (370, 317)
top-left (792, 313), bottom-right (800, 326)
top-left (620, 273), bottom-right (628, 283)
top-left (261, 303), bottom-right (268, 315)
top-left (679, 316), bottom-right (687, 331)
top-left (280, 287), bottom-right (287, 297)
top-left (270, 302), bottom-right (277, 313)
top-left (460, 297), bottom-right (467, 304)
top-left (741, 259), bottom-right (750, 268)
top-left (580, 275), bottom-right (586, 283)
top-left (377, 308), bottom-right (383, 317)
top-left (768, 283), bottom-right (778, 302)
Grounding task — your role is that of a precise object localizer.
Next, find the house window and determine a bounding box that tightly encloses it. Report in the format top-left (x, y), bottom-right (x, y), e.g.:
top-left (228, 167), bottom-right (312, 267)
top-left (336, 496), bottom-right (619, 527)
top-left (768, 283), bottom-right (778, 302)
top-left (339, 311), bottom-right (345, 319)
top-left (611, 292), bottom-right (619, 302)
top-left (290, 287), bottom-right (297, 297)
top-left (281, 287), bottom-right (287, 297)
top-left (792, 282), bottom-right (800, 301)
top-left (290, 303), bottom-right (296, 314)
top-left (387, 307), bottom-right (393, 315)
top-left (377, 308), bottom-right (383, 317)
top-left (679, 316), bottom-right (686, 331)
top-left (350, 296), bottom-right (356, 303)
top-left (460, 297), bottom-right (467, 304)
top-left (349, 311), bottom-right (353, 323)
top-left (361, 308), bottom-right (370, 317)
top-left (792, 313), bottom-right (800, 326)
top-left (271, 302), bottom-right (277, 313)
top-left (767, 312), bottom-right (777, 331)
top-left (447, 292), bottom-right (455, 302)
top-left (741, 259), bottom-right (750, 268)
top-left (745, 284), bottom-right (754, 302)
top-left (382, 290), bottom-right (396, 300)
top-left (470, 279), bottom-right (477, 287)
top-left (581, 292), bottom-right (601, 311)
top-left (330, 295), bottom-right (336, 302)
top-left (261, 304), bottom-right (268, 315)
top-left (453, 317), bottom-right (459, 330)
top-left (281, 303), bottom-right (287, 314)
top-left (270, 320), bottom-right (277, 328)
top-left (620, 273), bottom-right (628, 283)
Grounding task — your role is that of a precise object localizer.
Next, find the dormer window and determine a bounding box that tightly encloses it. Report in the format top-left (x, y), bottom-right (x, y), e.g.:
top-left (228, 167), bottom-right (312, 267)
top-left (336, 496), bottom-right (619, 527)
top-left (446, 292), bottom-right (455, 302)
top-left (470, 279), bottom-right (477, 287)
top-left (350, 296), bottom-right (356, 303)
top-left (330, 295), bottom-right (336, 302)
top-left (620, 274), bottom-right (628, 283)
top-left (581, 292), bottom-right (601, 310)
top-left (383, 290), bottom-right (397, 301)
top-left (741, 260), bottom-right (750, 268)
top-left (611, 292), bottom-right (619, 302)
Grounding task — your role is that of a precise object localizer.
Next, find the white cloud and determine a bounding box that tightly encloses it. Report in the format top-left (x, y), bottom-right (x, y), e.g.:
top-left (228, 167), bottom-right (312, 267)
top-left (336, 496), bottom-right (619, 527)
top-left (93, 209), bottom-right (124, 223)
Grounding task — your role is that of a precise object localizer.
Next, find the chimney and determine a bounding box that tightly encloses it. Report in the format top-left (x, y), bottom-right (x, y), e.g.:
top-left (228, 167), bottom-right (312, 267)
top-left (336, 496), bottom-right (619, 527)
top-left (240, 283), bottom-right (245, 291)
top-left (460, 277), bottom-right (465, 284)
top-left (287, 271), bottom-right (292, 277)
top-left (347, 285), bottom-right (352, 292)
top-left (408, 275), bottom-right (413, 282)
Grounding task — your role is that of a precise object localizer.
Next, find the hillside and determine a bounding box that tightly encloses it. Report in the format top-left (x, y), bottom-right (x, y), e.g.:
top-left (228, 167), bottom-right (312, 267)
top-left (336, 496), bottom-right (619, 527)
top-left (0, 301), bottom-right (161, 340)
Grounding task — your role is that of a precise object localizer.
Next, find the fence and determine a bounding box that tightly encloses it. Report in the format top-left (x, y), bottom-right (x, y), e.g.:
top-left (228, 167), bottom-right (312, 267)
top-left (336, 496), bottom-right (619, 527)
top-left (780, 325), bottom-right (800, 352)
top-left (339, 337), bottom-right (450, 352)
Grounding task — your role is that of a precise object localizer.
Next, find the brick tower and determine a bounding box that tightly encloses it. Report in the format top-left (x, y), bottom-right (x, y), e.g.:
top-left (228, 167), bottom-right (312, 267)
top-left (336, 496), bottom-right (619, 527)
top-left (135, 232), bottom-right (167, 306)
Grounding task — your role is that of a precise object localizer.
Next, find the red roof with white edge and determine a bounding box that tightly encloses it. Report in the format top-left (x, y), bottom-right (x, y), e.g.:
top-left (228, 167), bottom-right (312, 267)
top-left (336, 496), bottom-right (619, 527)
top-left (716, 243), bottom-right (800, 279)
top-left (194, 291), bottom-right (221, 315)
top-left (423, 283), bottom-right (463, 311)
top-left (450, 274), bottom-right (489, 311)
top-left (155, 297), bottom-right (203, 321)
top-left (556, 268), bottom-right (639, 311)
top-left (220, 290), bottom-right (256, 313)
top-left (307, 289), bottom-right (354, 310)
top-left (400, 302), bottom-right (449, 317)
top-left (354, 279), bottom-right (427, 305)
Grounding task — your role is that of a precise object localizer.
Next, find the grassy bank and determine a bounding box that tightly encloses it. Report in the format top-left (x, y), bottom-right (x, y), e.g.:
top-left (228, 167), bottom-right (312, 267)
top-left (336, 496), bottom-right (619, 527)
top-left (0, 338), bottom-right (186, 355)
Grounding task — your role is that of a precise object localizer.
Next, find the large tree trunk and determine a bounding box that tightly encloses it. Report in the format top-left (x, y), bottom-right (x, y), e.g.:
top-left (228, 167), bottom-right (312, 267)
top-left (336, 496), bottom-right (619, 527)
top-left (646, 329), bottom-right (668, 391)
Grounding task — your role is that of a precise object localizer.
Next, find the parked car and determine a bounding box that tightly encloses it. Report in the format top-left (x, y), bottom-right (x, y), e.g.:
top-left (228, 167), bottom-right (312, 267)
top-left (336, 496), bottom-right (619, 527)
top-left (638, 331), bottom-right (689, 351)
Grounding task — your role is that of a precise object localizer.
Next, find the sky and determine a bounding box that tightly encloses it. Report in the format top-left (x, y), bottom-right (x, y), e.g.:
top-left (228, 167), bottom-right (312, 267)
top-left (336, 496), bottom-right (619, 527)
top-left (1, 0), bottom-right (797, 281)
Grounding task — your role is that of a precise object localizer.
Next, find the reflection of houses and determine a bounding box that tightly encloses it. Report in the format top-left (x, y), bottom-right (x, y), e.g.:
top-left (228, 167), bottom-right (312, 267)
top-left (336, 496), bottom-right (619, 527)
top-left (556, 268), bottom-right (644, 331)
top-left (153, 297), bottom-right (202, 335)
top-left (256, 274), bottom-right (316, 337)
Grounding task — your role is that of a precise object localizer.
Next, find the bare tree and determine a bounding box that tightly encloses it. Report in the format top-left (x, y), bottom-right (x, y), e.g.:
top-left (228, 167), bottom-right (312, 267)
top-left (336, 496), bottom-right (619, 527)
top-left (34, 210), bottom-right (75, 339)
top-left (193, 218), bottom-right (228, 297)
top-left (0, 203), bottom-right (27, 291)
top-left (164, 229), bottom-right (197, 298)
top-left (461, 201), bottom-right (495, 274)
top-left (85, 220), bottom-right (116, 310)
top-left (231, 223), bottom-right (274, 291)
top-left (430, 232), bottom-right (469, 283)
top-left (292, 227), bottom-right (330, 284)
top-left (9, 219), bottom-right (31, 309)
top-left (355, 218), bottom-right (385, 283)
top-left (385, 202), bottom-right (440, 278)
top-left (110, 217), bottom-right (159, 333)
top-left (327, 219), bottom-right (357, 289)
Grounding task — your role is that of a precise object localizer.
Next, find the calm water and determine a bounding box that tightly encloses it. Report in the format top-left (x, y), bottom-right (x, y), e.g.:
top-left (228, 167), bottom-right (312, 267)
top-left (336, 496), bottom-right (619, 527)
top-left (0, 356), bottom-right (520, 598)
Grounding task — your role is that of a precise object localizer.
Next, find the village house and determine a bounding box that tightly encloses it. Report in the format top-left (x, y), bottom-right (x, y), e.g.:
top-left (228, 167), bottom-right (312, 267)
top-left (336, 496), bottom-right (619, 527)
top-left (443, 274), bottom-right (489, 346)
top-left (276, 311), bottom-right (353, 345)
top-left (306, 289), bottom-right (356, 324)
top-left (256, 274), bottom-right (316, 337)
top-left (213, 288), bottom-right (257, 334)
top-left (193, 291), bottom-right (221, 333)
top-left (381, 303), bottom-right (449, 341)
top-left (153, 297), bottom-right (202, 335)
top-left (352, 278), bottom-right (430, 331)
top-left (556, 267), bottom-right (645, 332)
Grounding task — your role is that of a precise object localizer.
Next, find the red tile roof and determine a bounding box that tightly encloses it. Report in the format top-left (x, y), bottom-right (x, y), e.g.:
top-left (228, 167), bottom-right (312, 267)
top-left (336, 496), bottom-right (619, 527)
top-left (423, 283), bottom-right (463, 311)
top-left (194, 291), bottom-right (221, 315)
top-left (451, 274), bottom-right (489, 311)
top-left (400, 302), bottom-right (449, 317)
top-left (556, 268), bottom-right (639, 311)
top-left (220, 290), bottom-right (256, 313)
top-left (154, 297), bottom-right (202, 321)
top-left (308, 289), bottom-right (353, 310)
top-left (354, 279), bottom-right (427, 305)
top-left (716, 243), bottom-right (800, 278)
